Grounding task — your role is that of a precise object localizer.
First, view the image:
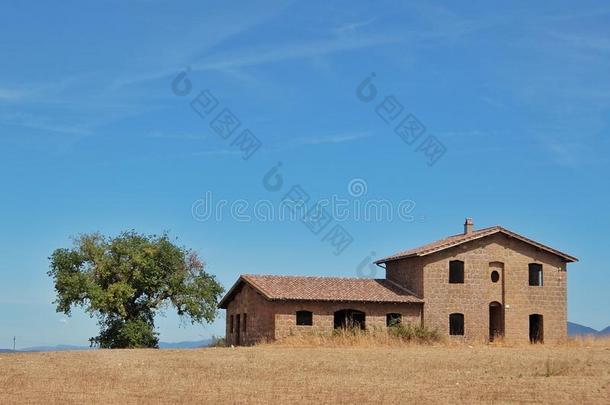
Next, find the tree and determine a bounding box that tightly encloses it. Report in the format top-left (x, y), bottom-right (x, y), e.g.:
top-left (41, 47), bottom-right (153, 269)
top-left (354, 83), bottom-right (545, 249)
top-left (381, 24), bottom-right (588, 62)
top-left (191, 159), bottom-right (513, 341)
top-left (48, 231), bottom-right (224, 348)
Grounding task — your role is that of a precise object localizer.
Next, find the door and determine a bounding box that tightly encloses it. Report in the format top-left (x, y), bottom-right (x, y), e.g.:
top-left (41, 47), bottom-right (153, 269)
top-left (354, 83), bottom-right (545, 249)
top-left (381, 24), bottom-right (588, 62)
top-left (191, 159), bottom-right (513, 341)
top-left (489, 302), bottom-right (504, 341)
top-left (529, 314), bottom-right (543, 343)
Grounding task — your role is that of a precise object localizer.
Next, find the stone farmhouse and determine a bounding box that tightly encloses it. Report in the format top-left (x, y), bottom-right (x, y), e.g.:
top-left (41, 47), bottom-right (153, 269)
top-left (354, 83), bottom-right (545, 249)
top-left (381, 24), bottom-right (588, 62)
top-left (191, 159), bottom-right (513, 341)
top-left (219, 219), bottom-right (577, 345)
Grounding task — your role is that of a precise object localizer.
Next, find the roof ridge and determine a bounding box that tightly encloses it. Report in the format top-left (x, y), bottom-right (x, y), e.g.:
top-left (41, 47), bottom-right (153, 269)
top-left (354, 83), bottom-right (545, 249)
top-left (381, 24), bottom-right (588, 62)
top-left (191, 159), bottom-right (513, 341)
top-left (219, 273), bottom-right (423, 308)
top-left (376, 224), bottom-right (577, 263)
top-left (243, 274), bottom-right (380, 281)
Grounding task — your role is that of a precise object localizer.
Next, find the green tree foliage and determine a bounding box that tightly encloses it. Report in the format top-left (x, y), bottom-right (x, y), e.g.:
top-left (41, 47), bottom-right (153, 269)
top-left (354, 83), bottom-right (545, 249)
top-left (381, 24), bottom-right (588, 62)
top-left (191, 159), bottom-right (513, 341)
top-left (48, 231), bottom-right (224, 349)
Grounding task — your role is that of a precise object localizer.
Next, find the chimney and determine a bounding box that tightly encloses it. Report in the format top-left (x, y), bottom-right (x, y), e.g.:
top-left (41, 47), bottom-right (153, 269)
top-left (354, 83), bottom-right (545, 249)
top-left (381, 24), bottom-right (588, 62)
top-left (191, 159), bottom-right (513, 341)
top-left (464, 218), bottom-right (474, 234)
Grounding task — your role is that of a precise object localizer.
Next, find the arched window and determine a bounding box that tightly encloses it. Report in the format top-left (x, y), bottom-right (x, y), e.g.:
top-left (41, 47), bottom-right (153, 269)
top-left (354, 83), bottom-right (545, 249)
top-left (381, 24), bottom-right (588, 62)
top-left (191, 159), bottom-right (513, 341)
top-left (449, 260), bottom-right (464, 283)
top-left (449, 313), bottom-right (464, 335)
top-left (386, 313), bottom-right (402, 327)
top-left (528, 263), bottom-right (543, 286)
top-left (296, 310), bottom-right (313, 326)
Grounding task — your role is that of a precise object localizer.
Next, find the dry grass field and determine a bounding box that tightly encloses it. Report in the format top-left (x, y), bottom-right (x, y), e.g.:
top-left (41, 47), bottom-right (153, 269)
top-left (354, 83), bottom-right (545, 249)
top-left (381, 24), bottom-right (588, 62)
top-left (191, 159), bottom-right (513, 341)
top-left (1, 339), bottom-right (609, 404)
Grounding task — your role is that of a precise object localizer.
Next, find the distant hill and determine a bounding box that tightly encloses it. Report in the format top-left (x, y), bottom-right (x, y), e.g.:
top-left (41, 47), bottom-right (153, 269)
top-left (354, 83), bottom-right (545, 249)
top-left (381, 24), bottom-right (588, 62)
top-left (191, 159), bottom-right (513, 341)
top-left (598, 326), bottom-right (610, 336)
top-left (5, 324), bottom-right (607, 352)
top-left (21, 345), bottom-right (91, 352)
top-left (567, 322), bottom-right (599, 336)
top-left (159, 339), bottom-right (212, 349)
top-left (14, 339), bottom-right (213, 352)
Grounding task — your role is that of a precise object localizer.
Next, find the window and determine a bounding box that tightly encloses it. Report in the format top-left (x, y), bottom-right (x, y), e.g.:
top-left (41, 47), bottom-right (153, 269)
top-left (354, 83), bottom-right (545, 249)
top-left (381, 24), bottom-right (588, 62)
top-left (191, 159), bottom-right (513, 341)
top-left (529, 263), bottom-right (543, 286)
top-left (491, 270), bottom-right (500, 283)
top-left (386, 313), bottom-right (402, 327)
top-left (449, 260), bottom-right (464, 283)
top-left (242, 313), bottom-right (247, 332)
top-left (235, 314), bottom-right (240, 331)
top-left (296, 310), bottom-right (313, 326)
top-left (449, 313), bottom-right (464, 335)
top-left (333, 309), bottom-right (365, 330)
top-left (229, 315), bottom-right (234, 333)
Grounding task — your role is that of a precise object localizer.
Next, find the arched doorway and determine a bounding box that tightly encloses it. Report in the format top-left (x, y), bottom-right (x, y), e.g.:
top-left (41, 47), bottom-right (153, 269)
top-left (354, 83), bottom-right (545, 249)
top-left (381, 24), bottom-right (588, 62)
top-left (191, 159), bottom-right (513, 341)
top-left (334, 309), bottom-right (366, 330)
top-left (489, 301), bottom-right (504, 341)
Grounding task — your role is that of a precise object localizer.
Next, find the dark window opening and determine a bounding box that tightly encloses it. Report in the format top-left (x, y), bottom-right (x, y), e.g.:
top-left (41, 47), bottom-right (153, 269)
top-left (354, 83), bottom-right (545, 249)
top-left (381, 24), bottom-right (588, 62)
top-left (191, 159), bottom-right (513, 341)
top-left (334, 309), bottom-right (366, 330)
top-left (529, 314), bottom-right (544, 343)
top-left (229, 315), bottom-right (234, 333)
top-left (386, 313), bottom-right (402, 327)
top-left (491, 270), bottom-right (500, 283)
top-left (296, 310), bottom-right (313, 326)
top-left (529, 263), bottom-right (543, 286)
top-left (449, 260), bottom-right (465, 283)
top-left (449, 313), bottom-right (464, 335)
top-left (235, 314), bottom-right (241, 345)
top-left (242, 313), bottom-right (247, 332)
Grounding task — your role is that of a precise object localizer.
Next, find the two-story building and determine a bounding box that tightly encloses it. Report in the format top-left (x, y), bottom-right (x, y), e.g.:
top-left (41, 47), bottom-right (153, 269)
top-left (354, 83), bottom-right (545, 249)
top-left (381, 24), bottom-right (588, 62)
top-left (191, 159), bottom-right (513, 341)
top-left (219, 219), bottom-right (577, 345)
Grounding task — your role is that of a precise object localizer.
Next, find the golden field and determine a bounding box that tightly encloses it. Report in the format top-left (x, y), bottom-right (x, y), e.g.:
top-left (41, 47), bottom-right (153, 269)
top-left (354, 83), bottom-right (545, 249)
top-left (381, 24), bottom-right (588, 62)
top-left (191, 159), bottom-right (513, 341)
top-left (0, 339), bottom-right (609, 404)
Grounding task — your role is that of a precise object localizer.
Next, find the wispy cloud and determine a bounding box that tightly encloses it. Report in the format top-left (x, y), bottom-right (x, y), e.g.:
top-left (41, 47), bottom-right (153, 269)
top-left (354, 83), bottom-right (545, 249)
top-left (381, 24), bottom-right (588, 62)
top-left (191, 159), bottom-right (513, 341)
top-left (0, 73), bottom-right (95, 105)
top-left (332, 18), bottom-right (377, 35)
top-left (290, 132), bottom-right (372, 146)
top-left (165, 132), bottom-right (372, 159)
top-left (549, 31), bottom-right (610, 53)
top-left (543, 7), bottom-right (610, 22)
top-left (190, 34), bottom-right (401, 72)
top-left (0, 87), bottom-right (30, 101)
top-left (190, 149), bottom-right (243, 157)
top-left (266, 132), bottom-right (373, 151)
top-left (0, 112), bottom-right (91, 136)
top-left (147, 131), bottom-right (208, 141)
top-left (109, 3), bottom-right (294, 90)
top-left (437, 130), bottom-right (494, 139)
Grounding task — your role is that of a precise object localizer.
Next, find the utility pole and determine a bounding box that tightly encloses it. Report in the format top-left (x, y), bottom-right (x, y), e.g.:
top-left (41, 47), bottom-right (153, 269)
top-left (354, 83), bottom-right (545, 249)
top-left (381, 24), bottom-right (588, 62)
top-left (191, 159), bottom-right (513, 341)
top-left (13, 336), bottom-right (16, 351)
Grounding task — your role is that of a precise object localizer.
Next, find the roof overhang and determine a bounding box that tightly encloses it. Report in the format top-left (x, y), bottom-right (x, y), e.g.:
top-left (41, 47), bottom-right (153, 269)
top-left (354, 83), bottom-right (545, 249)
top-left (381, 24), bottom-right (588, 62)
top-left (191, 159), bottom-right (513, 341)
top-left (375, 227), bottom-right (578, 264)
top-left (218, 275), bottom-right (424, 309)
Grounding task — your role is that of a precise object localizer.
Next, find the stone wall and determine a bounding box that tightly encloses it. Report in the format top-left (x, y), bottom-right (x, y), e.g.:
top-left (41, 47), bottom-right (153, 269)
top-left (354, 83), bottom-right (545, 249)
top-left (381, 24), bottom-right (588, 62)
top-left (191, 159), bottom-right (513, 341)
top-left (385, 256), bottom-right (425, 297)
top-left (225, 283), bottom-right (275, 346)
top-left (272, 301), bottom-right (422, 340)
top-left (388, 233), bottom-right (568, 343)
top-left (225, 284), bottom-right (422, 345)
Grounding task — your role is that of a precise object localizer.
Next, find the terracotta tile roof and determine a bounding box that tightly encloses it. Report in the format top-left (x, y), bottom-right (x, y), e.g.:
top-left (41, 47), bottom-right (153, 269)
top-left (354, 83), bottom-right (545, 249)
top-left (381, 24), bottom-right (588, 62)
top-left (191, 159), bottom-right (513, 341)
top-left (218, 274), bottom-right (423, 308)
top-left (375, 225), bottom-right (578, 264)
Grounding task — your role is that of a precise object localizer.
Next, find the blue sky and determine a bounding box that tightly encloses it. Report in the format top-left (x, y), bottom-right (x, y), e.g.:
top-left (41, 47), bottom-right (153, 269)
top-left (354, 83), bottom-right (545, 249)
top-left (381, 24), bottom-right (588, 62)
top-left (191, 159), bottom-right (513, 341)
top-left (1, 1), bottom-right (609, 348)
